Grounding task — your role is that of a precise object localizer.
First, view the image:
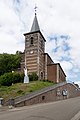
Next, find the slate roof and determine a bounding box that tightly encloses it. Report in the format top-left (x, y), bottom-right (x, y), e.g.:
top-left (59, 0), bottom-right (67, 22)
top-left (30, 14), bottom-right (40, 32)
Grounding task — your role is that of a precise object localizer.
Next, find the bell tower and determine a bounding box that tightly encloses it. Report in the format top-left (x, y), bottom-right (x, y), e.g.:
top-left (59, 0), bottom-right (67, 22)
top-left (24, 13), bottom-right (46, 79)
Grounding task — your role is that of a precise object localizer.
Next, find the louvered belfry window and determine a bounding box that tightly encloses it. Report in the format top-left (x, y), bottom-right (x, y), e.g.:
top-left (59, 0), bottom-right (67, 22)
top-left (31, 37), bottom-right (33, 45)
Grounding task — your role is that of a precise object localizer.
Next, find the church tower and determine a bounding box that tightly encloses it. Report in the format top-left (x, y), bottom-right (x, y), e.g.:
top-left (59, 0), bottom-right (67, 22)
top-left (24, 13), bottom-right (46, 80)
top-left (21, 9), bottom-right (66, 83)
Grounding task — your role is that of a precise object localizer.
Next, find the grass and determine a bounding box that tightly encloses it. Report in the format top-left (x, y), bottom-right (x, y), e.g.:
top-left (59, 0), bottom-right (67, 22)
top-left (0, 81), bottom-right (54, 101)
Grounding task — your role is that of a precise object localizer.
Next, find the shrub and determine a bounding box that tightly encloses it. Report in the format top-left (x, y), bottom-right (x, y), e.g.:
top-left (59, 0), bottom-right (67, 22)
top-left (17, 90), bottom-right (24, 94)
top-left (0, 72), bottom-right (24, 86)
top-left (28, 73), bottom-right (38, 81)
top-left (29, 90), bottom-right (33, 92)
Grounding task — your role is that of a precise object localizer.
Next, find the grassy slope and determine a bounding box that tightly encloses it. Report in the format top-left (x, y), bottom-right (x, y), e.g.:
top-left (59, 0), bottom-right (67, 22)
top-left (0, 81), bottom-right (54, 101)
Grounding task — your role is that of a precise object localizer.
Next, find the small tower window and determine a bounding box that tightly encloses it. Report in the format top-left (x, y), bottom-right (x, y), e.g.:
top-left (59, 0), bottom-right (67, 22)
top-left (30, 37), bottom-right (33, 45)
top-left (41, 40), bottom-right (44, 51)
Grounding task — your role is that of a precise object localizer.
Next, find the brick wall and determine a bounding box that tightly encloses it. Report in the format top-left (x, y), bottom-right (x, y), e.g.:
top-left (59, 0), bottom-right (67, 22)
top-left (47, 64), bottom-right (57, 82)
top-left (47, 64), bottom-right (66, 83)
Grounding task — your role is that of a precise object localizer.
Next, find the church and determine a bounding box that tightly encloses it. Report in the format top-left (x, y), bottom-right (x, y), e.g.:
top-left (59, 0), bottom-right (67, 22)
top-left (20, 11), bottom-right (66, 83)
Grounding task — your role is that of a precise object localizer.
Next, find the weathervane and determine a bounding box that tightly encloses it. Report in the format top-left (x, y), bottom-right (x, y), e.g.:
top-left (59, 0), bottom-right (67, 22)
top-left (34, 5), bottom-right (37, 15)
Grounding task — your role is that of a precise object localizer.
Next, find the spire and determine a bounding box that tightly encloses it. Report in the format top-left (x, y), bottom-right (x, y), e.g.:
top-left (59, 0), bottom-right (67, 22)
top-left (30, 6), bottom-right (40, 32)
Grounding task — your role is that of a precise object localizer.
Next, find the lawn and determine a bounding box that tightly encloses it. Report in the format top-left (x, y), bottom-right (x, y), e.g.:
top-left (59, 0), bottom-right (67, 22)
top-left (0, 81), bottom-right (54, 101)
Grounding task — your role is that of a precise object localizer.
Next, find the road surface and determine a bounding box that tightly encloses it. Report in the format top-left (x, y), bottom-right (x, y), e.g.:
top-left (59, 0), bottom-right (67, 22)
top-left (0, 97), bottom-right (80, 120)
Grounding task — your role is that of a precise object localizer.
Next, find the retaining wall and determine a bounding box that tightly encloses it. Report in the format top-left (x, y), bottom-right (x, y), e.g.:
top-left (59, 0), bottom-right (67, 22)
top-left (4, 82), bottom-right (80, 107)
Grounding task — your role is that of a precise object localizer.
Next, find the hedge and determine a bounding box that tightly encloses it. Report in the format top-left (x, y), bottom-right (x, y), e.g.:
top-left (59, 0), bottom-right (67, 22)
top-left (0, 72), bottom-right (24, 86)
top-left (0, 72), bottom-right (38, 86)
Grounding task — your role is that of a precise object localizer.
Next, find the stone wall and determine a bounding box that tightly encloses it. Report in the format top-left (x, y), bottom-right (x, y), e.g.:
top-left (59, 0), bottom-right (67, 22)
top-left (12, 82), bottom-right (80, 107)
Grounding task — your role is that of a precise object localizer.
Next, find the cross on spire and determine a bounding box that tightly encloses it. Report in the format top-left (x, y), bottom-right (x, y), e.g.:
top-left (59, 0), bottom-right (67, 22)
top-left (34, 5), bottom-right (37, 15)
top-left (30, 5), bottom-right (40, 32)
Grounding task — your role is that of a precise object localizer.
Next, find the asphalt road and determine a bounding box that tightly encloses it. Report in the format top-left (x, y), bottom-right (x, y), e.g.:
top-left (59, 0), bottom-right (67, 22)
top-left (0, 97), bottom-right (80, 120)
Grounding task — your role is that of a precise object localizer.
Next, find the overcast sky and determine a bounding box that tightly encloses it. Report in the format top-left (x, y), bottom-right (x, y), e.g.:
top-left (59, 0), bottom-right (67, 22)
top-left (0, 0), bottom-right (80, 86)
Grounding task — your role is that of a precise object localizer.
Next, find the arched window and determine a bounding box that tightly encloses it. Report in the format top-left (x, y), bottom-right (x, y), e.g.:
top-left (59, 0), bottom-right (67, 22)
top-left (41, 71), bottom-right (43, 79)
top-left (30, 37), bottom-right (33, 45)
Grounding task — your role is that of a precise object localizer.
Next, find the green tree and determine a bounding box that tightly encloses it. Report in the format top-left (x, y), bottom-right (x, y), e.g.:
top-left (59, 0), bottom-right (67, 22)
top-left (0, 53), bottom-right (21, 75)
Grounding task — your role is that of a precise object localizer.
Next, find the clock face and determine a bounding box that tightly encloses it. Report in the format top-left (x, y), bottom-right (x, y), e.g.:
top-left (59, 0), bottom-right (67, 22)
top-left (30, 50), bottom-right (33, 54)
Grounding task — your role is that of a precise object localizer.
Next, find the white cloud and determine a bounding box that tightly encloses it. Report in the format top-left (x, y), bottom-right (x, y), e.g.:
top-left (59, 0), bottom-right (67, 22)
top-left (60, 61), bottom-right (73, 71)
top-left (0, 0), bottom-right (25, 53)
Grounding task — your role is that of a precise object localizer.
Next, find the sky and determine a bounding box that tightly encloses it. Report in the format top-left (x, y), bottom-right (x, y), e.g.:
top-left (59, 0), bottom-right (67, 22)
top-left (0, 0), bottom-right (80, 86)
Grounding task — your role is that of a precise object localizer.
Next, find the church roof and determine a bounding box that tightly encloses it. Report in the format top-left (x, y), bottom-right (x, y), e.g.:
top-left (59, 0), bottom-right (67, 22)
top-left (30, 14), bottom-right (40, 32)
top-left (24, 12), bottom-right (46, 42)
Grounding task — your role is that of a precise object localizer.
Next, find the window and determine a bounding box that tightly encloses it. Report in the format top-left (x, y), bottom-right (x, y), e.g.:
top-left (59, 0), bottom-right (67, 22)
top-left (42, 96), bottom-right (45, 100)
top-left (30, 37), bottom-right (33, 45)
top-left (41, 71), bottom-right (43, 79)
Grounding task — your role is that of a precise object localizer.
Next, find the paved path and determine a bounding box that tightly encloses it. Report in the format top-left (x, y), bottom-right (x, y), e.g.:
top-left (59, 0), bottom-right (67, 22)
top-left (0, 97), bottom-right (80, 120)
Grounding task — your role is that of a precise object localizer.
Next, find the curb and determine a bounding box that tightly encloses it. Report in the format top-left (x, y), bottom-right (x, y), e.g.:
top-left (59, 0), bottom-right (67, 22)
top-left (71, 111), bottom-right (80, 120)
top-left (0, 106), bottom-right (14, 112)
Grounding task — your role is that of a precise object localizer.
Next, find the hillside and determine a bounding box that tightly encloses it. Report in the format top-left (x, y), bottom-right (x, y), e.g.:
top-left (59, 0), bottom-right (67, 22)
top-left (0, 81), bottom-right (54, 101)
